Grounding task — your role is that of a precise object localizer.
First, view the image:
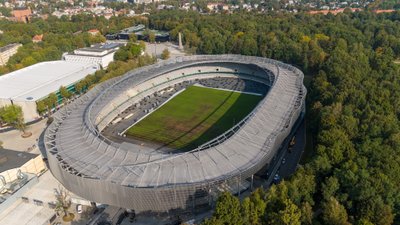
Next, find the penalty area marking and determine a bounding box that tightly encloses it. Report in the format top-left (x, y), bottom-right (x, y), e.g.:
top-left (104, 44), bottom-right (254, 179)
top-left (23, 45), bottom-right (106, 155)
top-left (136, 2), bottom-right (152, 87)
top-left (120, 87), bottom-right (187, 136)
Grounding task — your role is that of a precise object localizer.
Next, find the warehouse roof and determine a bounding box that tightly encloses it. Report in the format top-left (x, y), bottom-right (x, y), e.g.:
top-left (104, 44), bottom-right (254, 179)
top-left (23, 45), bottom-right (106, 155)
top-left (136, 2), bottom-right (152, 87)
top-left (0, 61), bottom-right (98, 102)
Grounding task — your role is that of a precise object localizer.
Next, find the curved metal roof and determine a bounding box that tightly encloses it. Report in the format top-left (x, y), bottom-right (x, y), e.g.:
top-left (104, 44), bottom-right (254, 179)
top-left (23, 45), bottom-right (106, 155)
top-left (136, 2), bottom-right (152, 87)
top-left (45, 55), bottom-right (306, 188)
top-left (0, 61), bottom-right (98, 101)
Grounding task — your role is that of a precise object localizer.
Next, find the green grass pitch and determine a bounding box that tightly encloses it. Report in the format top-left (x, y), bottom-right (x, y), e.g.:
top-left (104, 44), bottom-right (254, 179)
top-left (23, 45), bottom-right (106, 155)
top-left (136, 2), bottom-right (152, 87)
top-left (126, 86), bottom-right (263, 150)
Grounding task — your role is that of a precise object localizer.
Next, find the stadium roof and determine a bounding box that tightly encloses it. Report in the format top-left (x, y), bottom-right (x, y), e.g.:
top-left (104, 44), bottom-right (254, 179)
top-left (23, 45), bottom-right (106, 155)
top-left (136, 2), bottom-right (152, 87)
top-left (0, 61), bottom-right (98, 102)
top-left (46, 55), bottom-right (306, 188)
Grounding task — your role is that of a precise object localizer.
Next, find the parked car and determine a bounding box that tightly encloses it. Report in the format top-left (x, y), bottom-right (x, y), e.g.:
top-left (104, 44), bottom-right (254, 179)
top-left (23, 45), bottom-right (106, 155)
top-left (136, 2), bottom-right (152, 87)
top-left (76, 204), bottom-right (83, 214)
top-left (273, 174), bottom-right (281, 184)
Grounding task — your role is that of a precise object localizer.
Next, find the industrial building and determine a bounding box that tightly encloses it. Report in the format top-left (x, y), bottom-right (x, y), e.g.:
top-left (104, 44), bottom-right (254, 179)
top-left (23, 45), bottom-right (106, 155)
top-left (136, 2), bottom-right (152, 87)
top-left (0, 43), bottom-right (22, 66)
top-left (106, 24), bottom-right (170, 42)
top-left (0, 61), bottom-right (98, 122)
top-left (44, 55), bottom-right (306, 214)
top-left (63, 43), bottom-right (124, 68)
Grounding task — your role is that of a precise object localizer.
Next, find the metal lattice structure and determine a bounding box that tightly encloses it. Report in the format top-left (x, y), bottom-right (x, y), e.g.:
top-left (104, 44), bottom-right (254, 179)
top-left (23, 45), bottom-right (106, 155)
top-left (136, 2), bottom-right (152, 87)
top-left (44, 55), bottom-right (306, 213)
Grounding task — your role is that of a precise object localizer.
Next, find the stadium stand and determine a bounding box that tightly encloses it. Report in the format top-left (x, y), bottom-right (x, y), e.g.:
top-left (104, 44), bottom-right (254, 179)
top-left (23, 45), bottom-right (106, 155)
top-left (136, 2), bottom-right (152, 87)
top-left (43, 55), bottom-right (306, 214)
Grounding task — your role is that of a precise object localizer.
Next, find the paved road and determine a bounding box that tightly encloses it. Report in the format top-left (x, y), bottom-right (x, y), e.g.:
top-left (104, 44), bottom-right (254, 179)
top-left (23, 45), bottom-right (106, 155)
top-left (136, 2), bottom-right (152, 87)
top-left (277, 120), bottom-right (306, 179)
top-left (145, 42), bottom-right (185, 58)
top-left (259, 118), bottom-right (306, 187)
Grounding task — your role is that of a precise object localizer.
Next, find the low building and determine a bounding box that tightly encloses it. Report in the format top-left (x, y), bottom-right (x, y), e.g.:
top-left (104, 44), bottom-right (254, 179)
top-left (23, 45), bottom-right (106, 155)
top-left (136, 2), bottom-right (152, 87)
top-left (116, 24), bottom-right (146, 40)
top-left (0, 43), bottom-right (22, 66)
top-left (87, 29), bottom-right (100, 36)
top-left (0, 61), bottom-right (99, 122)
top-left (32, 34), bottom-right (43, 43)
top-left (207, 3), bottom-right (229, 11)
top-left (63, 42), bottom-right (124, 68)
top-left (135, 29), bottom-right (170, 42)
top-left (10, 8), bottom-right (32, 23)
top-left (131, 0), bottom-right (161, 4)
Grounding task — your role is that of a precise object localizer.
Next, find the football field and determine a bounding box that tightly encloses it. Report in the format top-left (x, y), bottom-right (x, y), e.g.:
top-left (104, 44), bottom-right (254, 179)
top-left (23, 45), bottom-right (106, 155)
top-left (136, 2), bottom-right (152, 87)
top-left (126, 86), bottom-right (263, 150)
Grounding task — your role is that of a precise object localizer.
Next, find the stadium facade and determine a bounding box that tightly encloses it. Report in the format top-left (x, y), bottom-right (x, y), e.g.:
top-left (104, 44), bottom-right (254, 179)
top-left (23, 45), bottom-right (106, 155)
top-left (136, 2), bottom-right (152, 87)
top-left (44, 55), bottom-right (306, 214)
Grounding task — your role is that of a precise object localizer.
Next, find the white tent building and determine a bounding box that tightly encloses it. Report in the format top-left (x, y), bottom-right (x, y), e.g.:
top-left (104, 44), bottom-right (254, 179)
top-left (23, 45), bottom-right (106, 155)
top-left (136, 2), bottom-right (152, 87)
top-left (0, 61), bottom-right (99, 122)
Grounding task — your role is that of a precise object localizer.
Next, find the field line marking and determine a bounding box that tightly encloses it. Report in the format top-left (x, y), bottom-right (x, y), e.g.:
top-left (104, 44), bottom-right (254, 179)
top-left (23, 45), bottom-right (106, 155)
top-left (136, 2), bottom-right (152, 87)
top-left (120, 88), bottom-right (187, 135)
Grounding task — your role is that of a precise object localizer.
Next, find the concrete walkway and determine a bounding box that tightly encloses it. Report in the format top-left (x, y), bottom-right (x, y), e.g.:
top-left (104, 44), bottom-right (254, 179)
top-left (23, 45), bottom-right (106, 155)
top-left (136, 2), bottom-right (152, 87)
top-left (0, 119), bottom-right (47, 154)
top-left (145, 42), bottom-right (186, 58)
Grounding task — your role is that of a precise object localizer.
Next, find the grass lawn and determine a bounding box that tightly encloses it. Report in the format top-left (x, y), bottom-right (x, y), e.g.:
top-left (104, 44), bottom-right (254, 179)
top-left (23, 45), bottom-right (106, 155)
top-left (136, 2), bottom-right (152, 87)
top-left (126, 86), bottom-right (263, 150)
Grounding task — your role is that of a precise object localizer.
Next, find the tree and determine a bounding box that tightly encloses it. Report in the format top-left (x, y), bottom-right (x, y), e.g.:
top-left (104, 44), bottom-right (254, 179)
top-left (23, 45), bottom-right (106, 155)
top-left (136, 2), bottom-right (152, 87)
top-left (300, 202), bottom-right (313, 225)
top-left (21, 56), bottom-right (37, 67)
top-left (321, 176), bottom-right (340, 201)
top-left (36, 100), bottom-right (47, 115)
top-left (129, 43), bottom-right (142, 57)
top-left (139, 40), bottom-right (146, 51)
top-left (0, 105), bottom-right (26, 135)
top-left (54, 187), bottom-right (75, 222)
top-left (265, 184), bottom-right (302, 225)
top-left (241, 189), bottom-right (267, 225)
top-left (161, 48), bottom-right (170, 60)
top-left (114, 49), bottom-right (129, 61)
top-left (212, 192), bottom-right (243, 225)
top-left (322, 197), bottom-right (351, 225)
top-left (75, 80), bottom-right (86, 94)
top-left (44, 93), bottom-right (58, 115)
top-left (129, 33), bottom-right (137, 42)
top-left (0, 7), bottom-right (11, 17)
top-left (149, 31), bottom-right (156, 43)
top-left (59, 86), bottom-right (72, 102)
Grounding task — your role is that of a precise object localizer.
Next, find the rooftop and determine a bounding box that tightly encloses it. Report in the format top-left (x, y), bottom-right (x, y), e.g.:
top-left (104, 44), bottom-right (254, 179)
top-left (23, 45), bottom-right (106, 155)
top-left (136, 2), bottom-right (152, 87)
top-left (0, 61), bottom-right (98, 102)
top-left (32, 34), bottom-right (43, 42)
top-left (119, 24), bottom-right (146, 35)
top-left (0, 43), bottom-right (21, 53)
top-left (135, 29), bottom-right (169, 37)
top-left (80, 42), bottom-right (124, 52)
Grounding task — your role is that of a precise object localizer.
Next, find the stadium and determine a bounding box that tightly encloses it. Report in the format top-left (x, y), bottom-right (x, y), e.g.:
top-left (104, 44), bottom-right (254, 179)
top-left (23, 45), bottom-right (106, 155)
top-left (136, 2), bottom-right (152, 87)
top-left (44, 55), bottom-right (306, 214)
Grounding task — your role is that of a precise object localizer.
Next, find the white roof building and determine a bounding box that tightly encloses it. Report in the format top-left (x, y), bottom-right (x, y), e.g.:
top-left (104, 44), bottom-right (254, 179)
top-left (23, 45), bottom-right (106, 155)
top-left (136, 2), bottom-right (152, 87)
top-left (0, 61), bottom-right (98, 122)
top-left (63, 42), bottom-right (124, 68)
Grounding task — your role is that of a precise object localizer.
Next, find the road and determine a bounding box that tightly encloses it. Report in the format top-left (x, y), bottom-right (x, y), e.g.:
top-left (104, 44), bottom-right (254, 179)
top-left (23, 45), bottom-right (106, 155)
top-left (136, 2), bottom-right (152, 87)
top-left (276, 119), bottom-right (306, 179)
top-left (260, 118), bottom-right (306, 187)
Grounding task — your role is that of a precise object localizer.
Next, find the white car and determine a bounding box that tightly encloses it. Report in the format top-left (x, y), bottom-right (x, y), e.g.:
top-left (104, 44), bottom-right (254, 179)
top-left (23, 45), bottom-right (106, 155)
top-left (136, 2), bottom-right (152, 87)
top-left (282, 158), bottom-right (286, 164)
top-left (76, 204), bottom-right (83, 214)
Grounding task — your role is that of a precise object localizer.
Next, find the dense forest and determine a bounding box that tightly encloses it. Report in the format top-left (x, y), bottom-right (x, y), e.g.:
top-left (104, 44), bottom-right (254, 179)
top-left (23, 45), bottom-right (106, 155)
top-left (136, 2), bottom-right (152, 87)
top-left (147, 10), bottom-right (400, 224)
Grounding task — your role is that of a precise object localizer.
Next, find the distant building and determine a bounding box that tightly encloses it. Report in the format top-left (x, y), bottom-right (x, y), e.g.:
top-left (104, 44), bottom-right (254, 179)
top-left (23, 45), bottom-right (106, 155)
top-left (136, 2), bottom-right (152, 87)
top-left (107, 24), bottom-right (170, 42)
top-left (374, 9), bottom-right (396, 14)
top-left (10, 8), bottom-right (32, 23)
top-left (104, 12), bottom-right (113, 20)
top-left (116, 24), bottom-right (146, 40)
top-left (32, 34), bottom-right (43, 43)
top-left (0, 43), bottom-right (22, 66)
top-left (131, 0), bottom-right (161, 4)
top-left (63, 43), bottom-right (125, 68)
top-left (207, 3), bottom-right (228, 11)
top-left (308, 8), bottom-right (361, 15)
top-left (135, 29), bottom-right (170, 42)
top-left (88, 29), bottom-right (100, 36)
top-left (0, 61), bottom-right (99, 122)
